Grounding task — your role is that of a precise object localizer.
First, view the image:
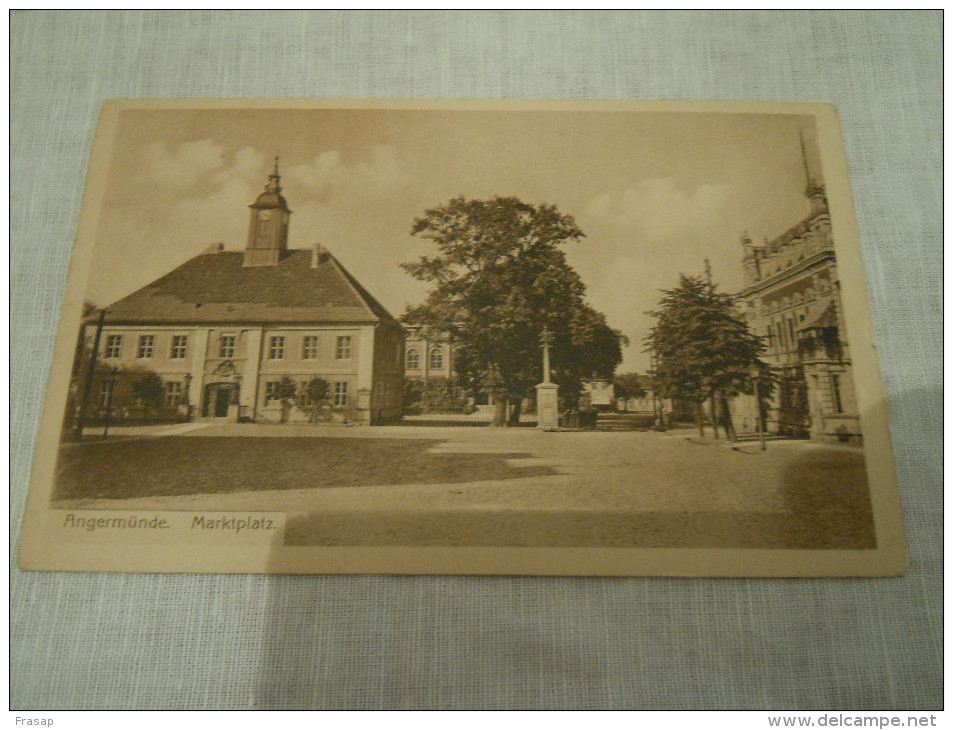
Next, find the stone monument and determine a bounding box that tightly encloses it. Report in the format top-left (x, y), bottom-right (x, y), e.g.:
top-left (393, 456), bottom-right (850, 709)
top-left (535, 327), bottom-right (559, 430)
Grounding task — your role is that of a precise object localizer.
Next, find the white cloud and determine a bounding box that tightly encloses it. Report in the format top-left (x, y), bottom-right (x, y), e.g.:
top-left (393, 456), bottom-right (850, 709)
top-left (210, 146), bottom-right (267, 189)
top-left (585, 178), bottom-right (733, 240)
top-left (140, 139), bottom-right (226, 189)
top-left (284, 145), bottom-right (408, 203)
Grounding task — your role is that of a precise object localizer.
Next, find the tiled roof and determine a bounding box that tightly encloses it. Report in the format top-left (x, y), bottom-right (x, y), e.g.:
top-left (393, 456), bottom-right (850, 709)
top-left (103, 250), bottom-right (399, 326)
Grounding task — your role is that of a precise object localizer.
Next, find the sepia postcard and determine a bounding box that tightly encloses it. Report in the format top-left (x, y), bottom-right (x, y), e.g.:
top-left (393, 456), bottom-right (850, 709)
top-left (17, 99), bottom-right (907, 576)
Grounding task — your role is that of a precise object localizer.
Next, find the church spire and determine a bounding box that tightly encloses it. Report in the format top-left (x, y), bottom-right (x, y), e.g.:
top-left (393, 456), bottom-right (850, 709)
top-left (799, 128), bottom-right (813, 189)
top-left (799, 128), bottom-right (828, 217)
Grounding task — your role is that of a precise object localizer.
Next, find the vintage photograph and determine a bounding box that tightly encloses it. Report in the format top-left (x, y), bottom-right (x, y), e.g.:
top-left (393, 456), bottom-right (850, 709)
top-left (18, 100), bottom-right (906, 576)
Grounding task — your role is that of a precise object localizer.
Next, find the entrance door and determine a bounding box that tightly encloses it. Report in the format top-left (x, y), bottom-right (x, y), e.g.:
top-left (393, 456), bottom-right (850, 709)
top-left (203, 384), bottom-right (234, 418)
top-left (214, 387), bottom-right (231, 417)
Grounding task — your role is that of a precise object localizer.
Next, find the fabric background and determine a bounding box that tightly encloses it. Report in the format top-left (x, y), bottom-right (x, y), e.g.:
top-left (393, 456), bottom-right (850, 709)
top-left (10, 10), bottom-right (942, 710)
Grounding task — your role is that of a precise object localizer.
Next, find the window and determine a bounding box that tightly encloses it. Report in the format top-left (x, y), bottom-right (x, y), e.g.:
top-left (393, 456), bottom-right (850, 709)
top-left (219, 335), bottom-right (236, 359)
top-left (269, 336), bottom-right (285, 359)
top-left (375, 382), bottom-right (384, 395)
top-left (165, 381), bottom-right (182, 407)
top-left (302, 336), bottom-right (319, 360)
top-left (430, 348), bottom-right (443, 370)
top-left (264, 381), bottom-right (279, 406)
top-left (831, 374), bottom-right (844, 414)
top-left (137, 335), bottom-right (154, 359)
top-left (170, 335), bottom-right (188, 359)
top-left (333, 381), bottom-right (348, 407)
top-left (336, 336), bottom-right (351, 360)
top-left (297, 382), bottom-right (313, 408)
top-left (98, 380), bottom-right (114, 408)
top-left (406, 348), bottom-right (419, 369)
top-left (258, 213), bottom-right (271, 236)
top-left (105, 335), bottom-right (122, 359)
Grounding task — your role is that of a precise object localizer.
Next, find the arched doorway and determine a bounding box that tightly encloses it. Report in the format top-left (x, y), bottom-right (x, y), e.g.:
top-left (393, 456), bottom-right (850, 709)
top-left (202, 360), bottom-right (241, 419)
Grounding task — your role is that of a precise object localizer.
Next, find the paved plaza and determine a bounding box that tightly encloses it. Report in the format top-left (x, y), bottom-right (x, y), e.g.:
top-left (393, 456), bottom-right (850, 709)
top-left (53, 421), bottom-right (873, 549)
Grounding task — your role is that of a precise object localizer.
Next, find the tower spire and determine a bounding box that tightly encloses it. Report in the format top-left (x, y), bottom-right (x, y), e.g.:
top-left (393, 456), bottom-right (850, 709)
top-left (265, 155), bottom-right (282, 194)
top-left (799, 127), bottom-right (813, 187)
top-left (798, 128), bottom-right (828, 216)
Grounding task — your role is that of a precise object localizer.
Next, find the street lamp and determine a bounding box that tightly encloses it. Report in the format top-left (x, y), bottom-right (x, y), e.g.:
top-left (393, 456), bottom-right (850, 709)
top-left (750, 365), bottom-right (766, 451)
top-left (74, 308), bottom-right (106, 441)
top-left (102, 365), bottom-right (118, 440)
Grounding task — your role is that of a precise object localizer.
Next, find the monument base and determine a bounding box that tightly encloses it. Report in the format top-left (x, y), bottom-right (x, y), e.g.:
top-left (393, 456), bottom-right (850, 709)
top-left (535, 382), bottom-right (559, 430)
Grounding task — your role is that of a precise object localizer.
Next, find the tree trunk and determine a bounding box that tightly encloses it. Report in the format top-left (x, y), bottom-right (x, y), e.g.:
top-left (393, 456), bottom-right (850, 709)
top-left (491, 400), bottom-right (506, 427)
top-left (709, 394), bottom-right (719, 439)
top-left (507, 398), bottom-right (522, 427)
top-left (721, 394), bottom-right (736, 442)
top-left (695, 402), bottom-right (705, 437)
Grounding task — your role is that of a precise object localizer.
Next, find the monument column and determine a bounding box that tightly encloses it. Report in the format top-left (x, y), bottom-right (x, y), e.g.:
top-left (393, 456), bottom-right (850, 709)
top-left (535, 327), bottom-right (559, 430)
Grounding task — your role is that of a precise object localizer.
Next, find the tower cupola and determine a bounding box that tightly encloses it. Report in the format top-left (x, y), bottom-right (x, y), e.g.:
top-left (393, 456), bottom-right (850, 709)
top-left (244, 157), bottom-right (291, 267)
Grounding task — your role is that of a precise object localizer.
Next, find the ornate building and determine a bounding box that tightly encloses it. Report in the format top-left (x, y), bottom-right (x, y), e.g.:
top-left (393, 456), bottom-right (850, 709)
top-left (78, 162), bottom-right (404, 426)
top-left (731, 143), bottom-right (860, 442)
top-left (402, 325), bottom-right (454, 383)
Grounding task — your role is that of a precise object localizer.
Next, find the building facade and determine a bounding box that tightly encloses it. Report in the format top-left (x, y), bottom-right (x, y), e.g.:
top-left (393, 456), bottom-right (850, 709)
top-left (730, 164), bottom-right (860, 442)
top-left (402, 325), bottom-right (454, 383)
top-left (79, 163), bottom-right (404, 427)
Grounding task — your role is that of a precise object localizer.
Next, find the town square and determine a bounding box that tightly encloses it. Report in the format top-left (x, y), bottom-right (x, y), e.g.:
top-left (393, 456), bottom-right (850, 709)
top-left (20, 100), bottom-right (901, 571)
top-left (53, 418), bottom-right (872, 550)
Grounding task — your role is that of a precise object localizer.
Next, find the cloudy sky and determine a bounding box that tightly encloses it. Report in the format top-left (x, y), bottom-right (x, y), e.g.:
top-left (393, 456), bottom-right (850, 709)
top-left (87, 104), bottom-right (823, 372)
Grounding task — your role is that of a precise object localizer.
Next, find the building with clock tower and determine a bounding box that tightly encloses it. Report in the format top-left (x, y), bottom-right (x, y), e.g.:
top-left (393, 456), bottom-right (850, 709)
top-left (76, 162), bottom-right (404, 427)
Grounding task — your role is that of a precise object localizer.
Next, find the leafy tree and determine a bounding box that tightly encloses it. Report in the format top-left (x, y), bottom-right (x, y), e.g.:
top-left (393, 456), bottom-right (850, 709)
top-left (304, 376), bottom-right (331, 423)
top-left (403, 378), bottom-right (425, 410)
top-left (403, 196), bottom-right (624, 427)
top-left (614, 372), bottom-right (646, 400)
top-left (645, 274), bottom-right (771, 438)
top-left (275, 375), bottom-right (298, 424)
top-left (132, 371), bottom-right (165, 421)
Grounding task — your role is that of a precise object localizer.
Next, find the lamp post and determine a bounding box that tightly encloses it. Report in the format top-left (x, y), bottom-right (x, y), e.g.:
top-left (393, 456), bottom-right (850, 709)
top-left (102, 366), bottom-right (118, 440)
top-left (750, 365), bottom-right (766, 451)
top-left (74, 309), bottom-right (105, 441)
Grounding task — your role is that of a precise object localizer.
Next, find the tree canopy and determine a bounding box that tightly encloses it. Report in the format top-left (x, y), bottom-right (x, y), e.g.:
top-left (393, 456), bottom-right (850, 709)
top-left (613, 372), bottom-right (646, 400)
top-left (132, 372), bottom-right (165, 417)
top-left (403, 196), bottom-right (625, 425)
top-left (645, 274), bottom-right (770, 434)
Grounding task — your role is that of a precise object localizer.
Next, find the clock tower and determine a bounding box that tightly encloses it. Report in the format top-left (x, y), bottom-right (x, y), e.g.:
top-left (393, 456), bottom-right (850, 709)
top-left (244, 158), bottom-right (291, 267)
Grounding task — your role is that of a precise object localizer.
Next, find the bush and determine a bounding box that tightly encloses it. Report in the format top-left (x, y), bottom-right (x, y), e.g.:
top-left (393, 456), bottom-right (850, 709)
top-left (405, 376), bottom-right (469, 413)
top-left (404, 378), bottom-right (425, 408)
top-left (579, 408), bottom-right (598, 429)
